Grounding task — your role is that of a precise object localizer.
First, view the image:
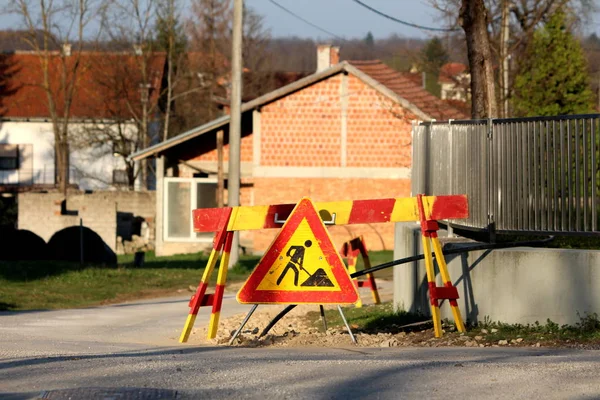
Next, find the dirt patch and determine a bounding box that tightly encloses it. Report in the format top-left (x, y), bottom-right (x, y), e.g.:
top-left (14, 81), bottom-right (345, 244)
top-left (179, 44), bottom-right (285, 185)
top-left (186, 306), bottom-right (600, 349)
top-left (184, 281), bottom-right (600, 350)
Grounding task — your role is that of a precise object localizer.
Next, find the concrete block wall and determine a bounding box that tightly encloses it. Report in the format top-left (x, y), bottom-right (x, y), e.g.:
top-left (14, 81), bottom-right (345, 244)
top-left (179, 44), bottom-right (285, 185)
top-left (19, 192), bottom-right (117, 251)
top-left (111, 191), bottom-right (156, 243)
top-left (19, 191), bottom-right (155, 253)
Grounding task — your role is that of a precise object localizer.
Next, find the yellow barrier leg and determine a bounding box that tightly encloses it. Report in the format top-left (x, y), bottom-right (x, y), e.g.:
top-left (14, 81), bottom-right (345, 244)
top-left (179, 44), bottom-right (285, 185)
top-left (422, 234), bottom-right (442, 338)
top-left (432, 237), bottom-right (466, 333)
top-left (207, 231), bottom-right (234, 339)
top-left (179, 246), bottom-right (222, 343)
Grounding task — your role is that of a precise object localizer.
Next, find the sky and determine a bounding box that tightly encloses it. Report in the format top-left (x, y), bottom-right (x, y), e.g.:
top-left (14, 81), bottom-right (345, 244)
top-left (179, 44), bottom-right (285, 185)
top-left (0, 0), bottom-right (598, 41)
top-left (0, 0), bottom-right (458, 41)
top-left (244, 0), bottom-right (449, 40)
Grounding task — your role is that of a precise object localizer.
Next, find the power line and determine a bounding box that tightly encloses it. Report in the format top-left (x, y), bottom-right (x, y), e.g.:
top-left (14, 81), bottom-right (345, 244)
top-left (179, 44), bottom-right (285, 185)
top-left (351, 0), bottom-right (460, 33)
top-left (267, 0), bottom-right (346, 40)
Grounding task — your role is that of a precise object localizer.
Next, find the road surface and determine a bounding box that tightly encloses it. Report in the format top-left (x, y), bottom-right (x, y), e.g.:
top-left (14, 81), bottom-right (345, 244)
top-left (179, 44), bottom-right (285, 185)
top-left (1, 293), bottom-right (600, 399)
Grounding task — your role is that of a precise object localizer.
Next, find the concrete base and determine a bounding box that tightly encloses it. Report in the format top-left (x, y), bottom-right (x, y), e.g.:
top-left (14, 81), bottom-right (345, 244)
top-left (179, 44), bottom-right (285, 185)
top-left (393, 224), bottom-right (600, 326)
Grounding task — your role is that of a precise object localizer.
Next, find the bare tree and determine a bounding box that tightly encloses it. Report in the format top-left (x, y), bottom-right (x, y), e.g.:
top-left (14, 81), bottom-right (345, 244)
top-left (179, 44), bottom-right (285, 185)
top-left (7, 0), bottom-right (105, 195)
top-left (459, 0), bottom-right (498, 118)
top-left (155, 0), bottom-right (189, 141)
top-left (187, 0), bottom-right (231, 124)
top-left (99, 0), bottom-right (167, 189)
top-left (239, 4), bottom-right (273, 100)
top-left (72, 51), bottom-right (165, 190)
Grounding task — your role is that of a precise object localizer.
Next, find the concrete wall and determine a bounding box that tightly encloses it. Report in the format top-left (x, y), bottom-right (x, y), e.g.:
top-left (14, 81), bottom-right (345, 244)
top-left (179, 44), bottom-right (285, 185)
top-left (394, 225), bottom-right (600, 326)
top-left (19, 191), bottom-right (155, 253)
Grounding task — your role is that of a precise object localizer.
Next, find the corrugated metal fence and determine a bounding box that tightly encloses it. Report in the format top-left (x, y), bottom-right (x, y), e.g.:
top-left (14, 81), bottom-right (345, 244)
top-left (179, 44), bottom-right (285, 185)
top-left (412, 114), bottom-right (600, 235)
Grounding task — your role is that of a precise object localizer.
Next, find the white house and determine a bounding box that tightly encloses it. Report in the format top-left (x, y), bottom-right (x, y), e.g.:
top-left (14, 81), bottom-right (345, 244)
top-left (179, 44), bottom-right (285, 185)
top-left (0, 50), bottom-right (165, 192)
top-left (439, 63), bottom-right (470, 102)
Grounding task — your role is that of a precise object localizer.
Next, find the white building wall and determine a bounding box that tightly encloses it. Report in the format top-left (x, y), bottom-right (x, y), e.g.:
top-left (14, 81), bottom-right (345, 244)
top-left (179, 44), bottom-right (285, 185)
top-left (0, 120), bottom-right (139, 191)
top-left (0, 121), bottom-right (55, 184)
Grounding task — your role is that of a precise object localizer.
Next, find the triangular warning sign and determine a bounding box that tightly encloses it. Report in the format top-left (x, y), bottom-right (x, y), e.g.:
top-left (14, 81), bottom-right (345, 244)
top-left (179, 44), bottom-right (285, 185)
top-left (237, 198), bottom-right (359, 305)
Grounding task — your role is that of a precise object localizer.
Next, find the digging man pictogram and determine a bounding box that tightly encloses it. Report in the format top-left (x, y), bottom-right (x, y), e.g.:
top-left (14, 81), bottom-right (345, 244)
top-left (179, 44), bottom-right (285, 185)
top-left (276, 240), bottom-right (312, 286)
top-left (276, 239), bottom-right (334, 287)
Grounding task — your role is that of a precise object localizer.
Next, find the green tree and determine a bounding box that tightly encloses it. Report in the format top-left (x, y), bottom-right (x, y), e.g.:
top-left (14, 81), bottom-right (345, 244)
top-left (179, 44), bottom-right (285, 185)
top-left (364, 31), bottom-right (374, 47)
top-left (420, 37), bottom-right (449, 97)
top-left (513, 9), bottom-right (593, 116)
top-left (155, 0), bottom-right (188, 54)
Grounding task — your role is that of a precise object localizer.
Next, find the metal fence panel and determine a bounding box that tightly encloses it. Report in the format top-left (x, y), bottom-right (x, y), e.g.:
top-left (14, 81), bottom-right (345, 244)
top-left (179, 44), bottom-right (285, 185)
top-left (412, 114), bottom-right (600, 235)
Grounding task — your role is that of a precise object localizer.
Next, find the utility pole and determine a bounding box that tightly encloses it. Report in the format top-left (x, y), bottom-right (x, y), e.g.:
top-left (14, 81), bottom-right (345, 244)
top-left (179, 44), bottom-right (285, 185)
top-left (597, 71), bottom-right (600, 111)
top-left (140, 83), bottom-right (151, 190)
top-left (217, 130), bottom-right (224, 208)
top-left (228, 0), bottom-right (243, 268)
top-left (500, 0), bottom-right (510, 117)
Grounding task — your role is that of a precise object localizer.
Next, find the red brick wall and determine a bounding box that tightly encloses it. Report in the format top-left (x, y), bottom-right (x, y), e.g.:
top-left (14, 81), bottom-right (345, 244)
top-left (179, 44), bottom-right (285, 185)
top-left (346, 75), bottom-right (413, 168)
top-left (192, 134), bottom-right (253, 163)
top-left (260, 75), bottom-right (343, 167)
top-left (246, 177), bottom-right (411, 253)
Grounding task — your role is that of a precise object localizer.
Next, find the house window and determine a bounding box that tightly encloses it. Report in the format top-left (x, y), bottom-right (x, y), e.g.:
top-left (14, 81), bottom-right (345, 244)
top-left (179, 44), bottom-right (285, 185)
top-left (0, 144), bottom-right (18, 170)
top-left (164, 177), bottom-right (218, 242)
top-left (112, 169), bottom-right (129, 185)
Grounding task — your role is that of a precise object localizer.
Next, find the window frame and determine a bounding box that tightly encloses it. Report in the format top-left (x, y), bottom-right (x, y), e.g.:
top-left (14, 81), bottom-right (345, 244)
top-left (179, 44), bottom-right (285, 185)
top-left (0, 144), bottom-right (19, 170)
top-left (163, 177), bottom-right (218, 243)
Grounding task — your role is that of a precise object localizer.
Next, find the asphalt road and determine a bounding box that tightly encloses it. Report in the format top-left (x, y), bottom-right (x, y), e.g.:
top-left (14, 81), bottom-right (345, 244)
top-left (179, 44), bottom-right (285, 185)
top-left (2, 294), bottom-right (600, 399)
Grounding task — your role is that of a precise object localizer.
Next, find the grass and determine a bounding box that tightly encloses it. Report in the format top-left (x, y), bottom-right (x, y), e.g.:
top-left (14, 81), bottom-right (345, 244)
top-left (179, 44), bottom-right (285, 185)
top-left (306, 302), bottom-right (429, 333)
top-left (352, 250), bottom-right (394, 280)
top-left (305, 302), bottom-right (600, 344)
top-left (0, 251), bottom-right (261, 311)
top-left (0, 250), bottom-right (394, 312)
top-left (469, 313), bottom-right (600, 343)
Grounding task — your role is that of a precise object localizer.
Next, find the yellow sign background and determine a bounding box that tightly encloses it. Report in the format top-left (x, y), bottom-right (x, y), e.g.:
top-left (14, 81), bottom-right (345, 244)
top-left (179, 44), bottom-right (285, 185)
top-left (256, 218), bottom-right (342, 292)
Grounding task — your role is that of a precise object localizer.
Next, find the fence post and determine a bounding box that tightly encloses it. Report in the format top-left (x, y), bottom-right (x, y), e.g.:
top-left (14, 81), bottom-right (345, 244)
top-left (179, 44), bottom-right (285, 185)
top-left (414, 121), bottom-right (431, 196)
top-left (487, 118), bottom-right (496, 243)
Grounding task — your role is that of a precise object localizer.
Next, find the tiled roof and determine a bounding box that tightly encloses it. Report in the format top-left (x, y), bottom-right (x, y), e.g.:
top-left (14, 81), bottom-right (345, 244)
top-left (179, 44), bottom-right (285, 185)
top-left (0, 52), bottom-right (165, 120)
top-left (399, 71), bottom-right (423, 87)
top-left (349, 60), bottom-right (468, 120)
top-left (439, 62), bottom-right (468, 84)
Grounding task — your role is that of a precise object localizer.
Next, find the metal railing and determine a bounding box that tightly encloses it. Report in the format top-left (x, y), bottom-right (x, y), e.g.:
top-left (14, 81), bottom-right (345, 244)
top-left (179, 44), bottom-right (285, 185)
top-left (412, 114), bottom-right (600, 235)
top-left (0, 168), bottom-right (81, 186)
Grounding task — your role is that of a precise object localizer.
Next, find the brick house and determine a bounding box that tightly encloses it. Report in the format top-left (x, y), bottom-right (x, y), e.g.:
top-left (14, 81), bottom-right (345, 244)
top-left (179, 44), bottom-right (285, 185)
top-left (130, 45), bottom-right (467, 256)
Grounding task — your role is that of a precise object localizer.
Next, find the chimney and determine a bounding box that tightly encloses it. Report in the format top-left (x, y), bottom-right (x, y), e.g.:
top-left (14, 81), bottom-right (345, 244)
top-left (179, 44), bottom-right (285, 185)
top-left (316, 44), bottom-right (340, 72)
top-left (62, 43), bottom-right (71, 56)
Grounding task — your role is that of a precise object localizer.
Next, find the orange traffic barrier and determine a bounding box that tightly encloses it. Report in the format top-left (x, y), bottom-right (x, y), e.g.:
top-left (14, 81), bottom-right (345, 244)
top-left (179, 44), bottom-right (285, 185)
top-left (417, 194), bottom-right (466, 337)
top-left (181, 194), bottom-right (469, 342)
top-left (179, 208), bottom-right (233, 343)
top-left (340, 236), bottom-right (380, 308)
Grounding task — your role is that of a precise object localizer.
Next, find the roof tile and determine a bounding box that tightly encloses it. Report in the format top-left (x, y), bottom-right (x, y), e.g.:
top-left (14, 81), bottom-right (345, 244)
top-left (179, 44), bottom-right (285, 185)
top-left (349, 60), bottom-right (468, 120)
top-left (0, 52), bottom-right (165, 120)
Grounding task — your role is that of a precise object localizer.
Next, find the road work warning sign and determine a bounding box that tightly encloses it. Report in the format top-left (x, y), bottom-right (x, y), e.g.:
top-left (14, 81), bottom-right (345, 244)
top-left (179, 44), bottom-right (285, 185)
top-left (237, 198), bottom-right (359, 305)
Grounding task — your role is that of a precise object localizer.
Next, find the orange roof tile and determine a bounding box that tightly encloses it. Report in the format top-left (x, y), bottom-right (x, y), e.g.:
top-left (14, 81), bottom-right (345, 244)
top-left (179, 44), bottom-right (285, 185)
top-left (349, 60), bottom-right (468, 120)
top-left (439, 62), bottom-right (468, 84)
top-left (0, 51), bottom-right (165, 120)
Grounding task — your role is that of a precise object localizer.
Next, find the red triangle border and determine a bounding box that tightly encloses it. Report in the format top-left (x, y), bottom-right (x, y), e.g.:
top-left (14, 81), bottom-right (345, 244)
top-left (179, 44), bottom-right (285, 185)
top-left (237, 198), bottom-right (359, 304)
